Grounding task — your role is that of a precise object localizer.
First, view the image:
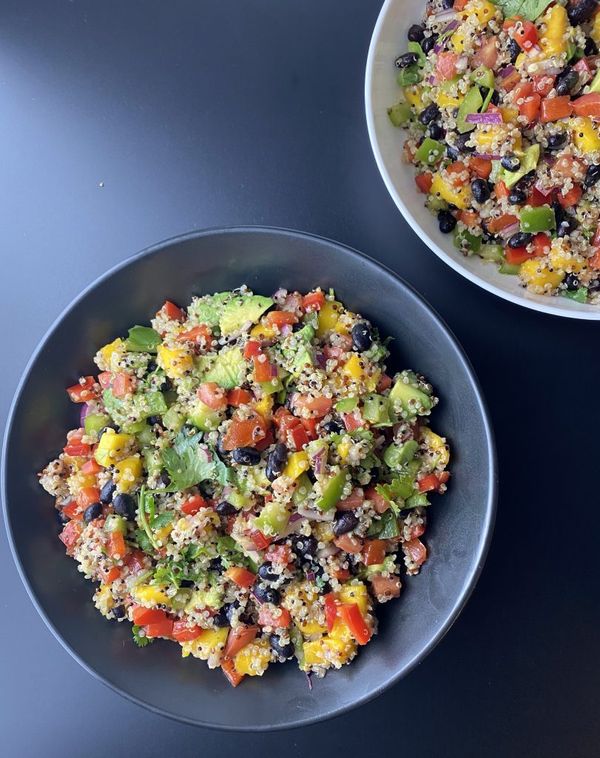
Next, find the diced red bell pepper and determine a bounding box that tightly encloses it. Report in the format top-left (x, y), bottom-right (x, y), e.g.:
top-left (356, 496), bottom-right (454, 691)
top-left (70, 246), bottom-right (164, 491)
top-left (222, 412), bottom-right (267, 450)
top-left (66, 376), bottom-right (97, 403)
top-left (533, 74), bottom-right (555, 97)
top-left (486, 213), bottom-right (518, 233)
top-left (81, 459), bottom-right (103, 475)
top-left (533, 233), bottom-right (552, 257)
top-left (76, 486), bottom-right (101, 508)
top-left (159, 300), bottom-right (185, 321)
top-left (98, 371), bottom-right (113, 389)
top-left (104, 566), bottom-right (121, 584)
top-left (223, 624), bottom-right (258, 659)
top-left (181, 494), bottom-right (207, 516)
top-left (132, 606), bottom-right (168, 626)
top-left (175, 324), bottom-right (214, 348)
top-left (519, 93), bottom-right (541, 124)
top-left (323, 593), bottom-right (338, 633)
top-left (172, 621), bottom-right (205, 642)
top-left (417, 473), bottom-right (443, 493)
top-left (403, 538), bottom-right (428, 568)
top-left (258, 605), bottom-right (292, 628)
top-left (221, 658), bottom-right (245, 687)
top-left (227, 388), bottom-right (254, 406)
top-left (332, 567), bottom-right (351, 581)
top-left (512, 20), bottom-right (538, 51)
top-left (500, 68), bottom-right (521, 92)
top-left (144, 618), bottom-right (174, 639)
top-left (300, 417), bottom-right (319, 441)
top-left (243, 340), bottom-right (262, 359)
top-left (61, 501), bottom-right (82, 519)
top-left (249, 529), bottom-right (272, 551)
top-left (415, 172), bottom-right (433, 193)
top-left (528, 187), bottom-right (552, 207)
top-left (572, 92), bottom-right (600, 119)
top-left (457, 210), bottom-right (479, 228)
top-left (302, 290), bottom-right (326, 312)
top-left (505, 246), bottom-right (534, 265)
top-left (264, 310), bottom-right (298, 328)
top-left (59, 520), bottom-right (83, 554)
top-left (64, 442), bottom-right (92, 457)
top-left (494, 182), bottom-right (510, 201)
top-left (197, 381), bottom-right (228, 410)
top-left (225, 566), bottom-right (256, 588)
top-left (363, 539), bottom-right (386, 566)
top-left (540, 96), bottom-right (573, 123)
top-left (342, 410), bottom-right (364, 432)
top-left (512, 81), bottom-right (534, 102)
top-left (289, 423), bottom-right (310, 451)
top-left (589, 248), bottom-right (600, 269)
top-left (293, 395), bottom-right (333, 417)
top-left (112, 372), bottom-right (135, 398)
top-left (107, 530), bottom-right (128, 559)
top-left (338, 603), bottom-right (372, 645)
top-left (469, 157), bottom-right (492, 180)
top-left (557, 184), bottom-right (583, 208)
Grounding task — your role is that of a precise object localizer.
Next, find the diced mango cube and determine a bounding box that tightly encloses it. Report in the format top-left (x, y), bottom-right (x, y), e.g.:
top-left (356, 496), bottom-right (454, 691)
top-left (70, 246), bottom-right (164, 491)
top-left (430, 173), bottom-right (471, 210)
top-left (303, 622), bottom-right (356, 667)
top-left (114, 455), bottom-right (143, 492)
top-left (342, 354), bottom-right (364, 381)
top-left (421, 427), bottom-right (450, 467)
top-left (519, 258), bottom-right (563, 292)
top-left (234, 639), bottom-right (272, 676)
top-left (254, 395), bottom-right (274, 420)
top-left (98, 338), bottom-right (124, 369)
top-left (468, 0), bottom-right (496, 25)
top-left (94, 431), bottom-right (135, 467)
top-left (181, 627), bottom-right (228, 663)
top-left (133, 584), bottom-right (171, 607)
top-left (316, 300), bottom-right (344, 337)
top-left (250, 322), bottom-right (276, 340)
top-left (338, 582), bottom-right (369, 617)
top-left (540, 4), bottom-right (568, 57)
top-left (157, 344), bottom-right (194, 379)
top-left (571, 117), bottom-right (600, 153)
top-left (403, 85), bottom-right (424, 110)
top-left (283, 452), bottom-right (310, 480)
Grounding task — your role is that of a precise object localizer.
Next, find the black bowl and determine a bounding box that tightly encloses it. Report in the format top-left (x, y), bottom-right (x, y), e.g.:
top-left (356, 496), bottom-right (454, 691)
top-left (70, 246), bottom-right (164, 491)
top-left (2, 227), bottom-right (496, 730)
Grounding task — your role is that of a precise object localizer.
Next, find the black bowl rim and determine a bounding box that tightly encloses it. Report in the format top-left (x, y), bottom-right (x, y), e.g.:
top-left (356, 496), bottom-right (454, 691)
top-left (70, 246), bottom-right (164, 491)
top-left (1, 225), bottom-right (497, 731)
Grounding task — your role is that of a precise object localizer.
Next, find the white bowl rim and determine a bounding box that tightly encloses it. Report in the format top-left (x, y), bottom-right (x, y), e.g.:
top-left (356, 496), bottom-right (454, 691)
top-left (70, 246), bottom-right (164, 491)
top-left (365, 0), bottom-right (600, 320)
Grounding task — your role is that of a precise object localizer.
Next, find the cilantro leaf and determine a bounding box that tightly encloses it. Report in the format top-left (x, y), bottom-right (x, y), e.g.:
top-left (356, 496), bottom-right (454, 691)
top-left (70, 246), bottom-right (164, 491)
top-left (367, 510), bottom-right (400, 539)
top-left (132, 625), bottom-right (153, 647)
top-left (161, 429), bottom-right (220, 490)
top-left (490, 0), bottom-right (552, 21)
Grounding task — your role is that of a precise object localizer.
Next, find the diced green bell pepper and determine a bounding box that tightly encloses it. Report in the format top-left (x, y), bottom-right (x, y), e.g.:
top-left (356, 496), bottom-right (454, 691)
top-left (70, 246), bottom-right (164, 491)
top-left (499, 262), bottom-right (521, 275)
top-left (519, 205), bottom-right (556, 233)
top-left (84, 413), bottom-right (110, 436)
top-left (562, 287), bottom-right (588, 303)
top-left (105, 514), bottom-right (127, 535)
top-left (292, 473), bottom-right (313, 506)
top-left (454, 228), bottom-right (482, 254)
top-left (254, 501), bottom-right (289, 536)
top-left (478, 244), bottom-right (504, 262)
top-left (387, 101), bottom-right (413, 127)
top-left (415, 137), bottom-right (445, 166)
top-left (316, 469), bottom-right (348, 511)
top-left (456, 86), bottom-right (483, 134)
top-left (471, 66), bottom-right (494, 90)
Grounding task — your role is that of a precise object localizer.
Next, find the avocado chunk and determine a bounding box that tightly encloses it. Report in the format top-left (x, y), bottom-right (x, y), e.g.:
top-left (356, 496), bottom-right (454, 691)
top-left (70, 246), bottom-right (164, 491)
top-left (383, 440), bottom-right (419, 470)
top-left (281, 323), bottom-right (315, 376)
top-left (362, 394), bottom-right (394, 427)
top-left (496, 143), bottom-right (540, 189)
top-left (187, 399), bottom-right (222, 431)
top-left (188, 292), bottom-right (231, 328)
top-left (103, 388), bottom-right (167, 430)
top-left (202, 347), bottom-right (246, 389)
top-left (219, 294), bottom-right (273, 335)
top-left (389, 371), bottom-right (433, 418)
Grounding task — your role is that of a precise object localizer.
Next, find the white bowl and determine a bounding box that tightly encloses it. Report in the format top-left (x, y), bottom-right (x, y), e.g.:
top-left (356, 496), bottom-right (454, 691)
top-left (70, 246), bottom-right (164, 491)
top-left (365, 0), bottom-right (600, 319)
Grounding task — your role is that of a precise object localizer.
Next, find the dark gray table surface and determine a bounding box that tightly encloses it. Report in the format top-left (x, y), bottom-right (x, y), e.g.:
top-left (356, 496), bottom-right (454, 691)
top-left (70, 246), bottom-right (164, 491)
top-left (1, 1), bottom-right (599, 756)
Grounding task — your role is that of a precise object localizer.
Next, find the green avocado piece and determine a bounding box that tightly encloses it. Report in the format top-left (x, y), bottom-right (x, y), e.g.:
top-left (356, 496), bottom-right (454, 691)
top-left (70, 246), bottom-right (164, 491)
top-left (362, 394), bottom-right (394, 427)
top-left (162, 404), bottom-right (185, 432)
top-left (497, 143), bottom-right (540, 189)
top-left (187, 400), bottom-right (222, 431)
top-left (383, 440), bottom-right (419, 470)
top-left (188, 292), bottom-right (231, 328)
top-left (219, 294), bottom-right (273, 335)
top-left (389, 372), bottom-right (432, 418)
top-left (202, 347), bottom-right (246, 389)
top-left (281, 323), bottom-right (315, 376)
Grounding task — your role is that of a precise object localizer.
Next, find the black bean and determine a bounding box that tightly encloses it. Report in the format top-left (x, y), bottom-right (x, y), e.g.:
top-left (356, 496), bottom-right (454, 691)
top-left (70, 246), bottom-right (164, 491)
top-left (333, 511), bottom-right (359, 537)
top-left (419, 103), bottom-right (440, 125)
top-left (253, 584), bottom-right (280, 605)
top-left (555, 67), bottom-right (579, 96)
top-left (112, 493), bottom-right (136, 521)
top-left (501, 155), bottom-right (521, 172)
top-left (158, 470), bottom-right (171, 487)
top-left (547, 132), bottom-right (568, 151)
top-left (438, 210), bottom-right (457, 234)
top-left (557, 216), bottom-right (578, 237)
top-left (508, 37), bottom-right (521, 64)
top-left (489, 89), bottom-right (500, 106)
top-left (159, 377), bottom-right (172, 392)
top-left (99, 480), bottom-right (116, 504)
top-left (258, 562), bottom-right (278, 582)
top-left (209, 557), bottom-right (223, 571)
top-left (584, 164), bottom-right (600, 189)
top-left (395, 52), bottom-right (419, 68)
top-left (223, 601), bottom-right (240, 624)
top-left (113, 605), bottom-right (126, 620)
top-left (216, 500), bottom-right (237, 516)
top-left (351, 322), bottom-right (373, 352)
top-left (180, 579), bottom-right (195, 588)
top-left (291, 535), bottom-right (317, 558)
top-left (565, 273), bottom-right (581, 291)
top-left (408, 24), bottom-right (425, 42)
top-left (146, 360), bottom-right (158, 373)
top-left (428, 122), bottom-right (445, 140)
top-left (455, 132), bottom-right (475, 153)
top-left (508, 188), bottom-right (527, 205)
top-left (567, 0), bottom-right (597, 26)
top-left (83, 502), bottom-right (103, 523)
top-left (266, 444), bottom-right (288, 481)
top-left (471, 178), bottom-right (491, 203)
top-left (446, 143), bottom-right (459, 161)
top-left (421, 35), bottom-right (437, 54)
top-left (322, 419), bottom-right (344, 434)
top-left (231, 447), bottom-right (261, 465)
top-left (213, 608), bottom-right (229, 627)
top-left (508, 232), bottom-right (533, 249)
top-left (147, 415), bottom-right (163, 427)
top-left (442, 0), bottom-right (454, 7)
top-left (585, 37), bottom-right (598, 55)
top-left (270, 634), bottom-right (294, 658)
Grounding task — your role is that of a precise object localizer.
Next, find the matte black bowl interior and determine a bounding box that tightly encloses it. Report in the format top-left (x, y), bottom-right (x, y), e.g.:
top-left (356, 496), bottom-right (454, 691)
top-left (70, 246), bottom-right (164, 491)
top-left (2, 227), bottom-right (496, 730)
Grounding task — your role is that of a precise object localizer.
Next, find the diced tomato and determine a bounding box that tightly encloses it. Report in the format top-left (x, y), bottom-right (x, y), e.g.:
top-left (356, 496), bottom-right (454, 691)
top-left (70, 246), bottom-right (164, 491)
top-left (61, 501), bottom-right (81, 519)
top-left (196, 381), bottom-right (227, 410)
top-left (222, 411), bottom-right (267, 450)
top-left (107, 530), bottom-right (128, 559)
top-left (258, 605), bottom-right (292, 628)
top-left (338, 603), bottom-right (371, 645)
top-left (370, 574), bottom-right (401, 601)
top-left (112, 372), bottom-right (135, 398)
top-left (363, 539), bottom-right (386, 566)
top-left (225, 566), bottom-right (256, 588)
top-left (300, 417), bottom-right (319, 441)
top-left (102, 566), bottom-right (121, 585)
top-left (528, 187), bottom-right (552, 207)
top-left (98, 371), bottom-right (113, 389)
top-left (336, 488), bottom-right (364, 511)
top-left (342, 410), bottom-right (364, 432)
top-left (160, 300), bottom-right (185, 321)
top-left (332, 567), bottom-right (351, 581)
top-left (123, 549), bottom-right (147, 574)
top-left (453, 0), bottom-right (468, 9)
top-left (533, 74), bottom-right (555, 97)
top-left (63, 442), bottom-right (92, 457)
top-left (435, 51), bottom-right (459, 82)
top-left (417, 473), bottom-right (443, 493)
top-left (505, 246), bottom-right (533, 265)
top-left (446, 161), bottom-right (468, 186)
top-left (264, 310), bottom-right (298, 328)
top-left (494, 182), bottom-right (510, 201)
top-left (181, 494), bottom-right (207, 516)
top-left (487, 213), bottom-right (518, 233)
top-left (132, 606), bottom-right (169, 626)
top-left (364, 485), bottom-right (389, 514)
top-left (593, 226), bottom-right (600, 247)
top-left (519, 93), bottom-right (541, 124)
top-left (511, 81), bottom-right (534, 102)
top-left (540, 96), bottom-right (573, 123)
top-left (403, 538), bottom-right (428, 568)
top-left (255, 427), bottom-right (275, 452)
top-left (227, 388), bottom-right (253, 407)
top-left (588, 247), bottom-right (600, 269)
top-left (376, 373), bottom-right (392, 393)
top-left (76, 486), bottom-right (100, 508)
top-left (243, 340), bottom-right (262, 359)
top-left (573, 57), bottom-right (593, 80)
top-left (323, 593), bottom-right (338, 633)
top-left (81, 459), bottom-right (102, 475)
top-left (469, 157), bottom-right (492, 180)
top-left (293, 394), bottom-right (333, 418)
top-left (289, 423), bottom-right (310, 451)
top-left (533, 233), bottom-right (552, 257)
top-left (145, 618), bottom-right (174, 639)
top-left (252, 355), bottom-right (277, 383)
top-left (66, 376), bottom-right (97, 403)
top-left (553, 155), bottom-right (585, 180)
top-left (557, 184), bottom-right (583, 208)
top-left (572, 92), bottom-right (600, 119)
top-left (224, 624), bottom-right (259, 659)
top-left (59, 519), bottom-right (83, 554)
top-left (172, 621), bottom-right (205, 642)
top-left (473, 37), bottom-right (498, 69)
top-left (333, 533), bottom-right (364, 554)
top-left (302, 290), bottom-right (326, 312)
top-left (457, 210), bottom-right (479, 229)
top-left (221, 658), bottom-right (245, 687)
top-left (415, 172), bottom-right (433, 193)
top-left (265, 544), bottom-right (292, 565)
top-left (249, 529), bottom-right (272, 551)
top-left (175, 324), bottom-right (214, 348)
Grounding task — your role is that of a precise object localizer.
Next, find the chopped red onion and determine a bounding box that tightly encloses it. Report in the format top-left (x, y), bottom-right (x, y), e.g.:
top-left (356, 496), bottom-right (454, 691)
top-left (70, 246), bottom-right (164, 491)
top-left (499, 65), bottom-right (516, 79)
top-left (498, 222), bottom-right (520, 240)
top-left (317, 544), bottom-right (340, 559)
top-left (280, 517), bottom-right (306, 537)
top-left (272, 287), bottom-right (287, 301)
top-left (315, 352), bottom-right (327, 369)
top-left (280, 323), bottom-right (293, 337)
top-left (466, 111), bottom-right (503, 125)
top-left (289, 512), bottom-right (304, 523)
top-left (80, 403), bottom-right (91, 425)
top-left (309, 447), bottom-right (326, 475)
top-left (305, 570), bottom-right (316, 582)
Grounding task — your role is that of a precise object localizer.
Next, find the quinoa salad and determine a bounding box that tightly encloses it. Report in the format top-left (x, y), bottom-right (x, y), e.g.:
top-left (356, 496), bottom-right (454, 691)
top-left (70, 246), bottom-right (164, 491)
top-left (388, 0), bottom-right (600, 303)
top-left (39, 287), bottom-right (450, 687)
